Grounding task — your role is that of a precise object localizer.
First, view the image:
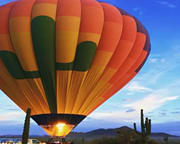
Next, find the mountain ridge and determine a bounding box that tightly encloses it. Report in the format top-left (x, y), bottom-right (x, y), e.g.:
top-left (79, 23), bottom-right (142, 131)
top-left (67, 126), bottom-right (179, 140)
top-left (0, 126), bottom-right (179, 140)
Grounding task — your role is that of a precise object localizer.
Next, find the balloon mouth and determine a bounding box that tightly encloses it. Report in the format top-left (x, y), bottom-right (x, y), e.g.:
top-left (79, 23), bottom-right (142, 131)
top-left (31, 114), bottom-right (86, 137)
top-left (41, 122), bottom-right (75, 137)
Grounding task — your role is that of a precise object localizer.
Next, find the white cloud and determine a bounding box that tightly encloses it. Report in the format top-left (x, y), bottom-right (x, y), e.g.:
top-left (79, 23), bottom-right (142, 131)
top-left (0, 111), bottom-right (24, 121)
top-left (156, 1), bottom-right (176, 8)
top-left (124, 93), bottom-right (179, 113)
top-left (136, 45), bottom-right (180, 85)
top-left (149, 58), bottom-right (166, 64)
top-left (89, 95), bottom-right (179, 123)
top-left (89, 86), bottom-right (179, 123)
top-left (125, 81), bottom-right (152, 92)
top-left (149, 58), bottom-right (158, 63)
top-left (133, 8), bottom-right (143, 15)
top-left (89, 110), bottom-right (139, 123)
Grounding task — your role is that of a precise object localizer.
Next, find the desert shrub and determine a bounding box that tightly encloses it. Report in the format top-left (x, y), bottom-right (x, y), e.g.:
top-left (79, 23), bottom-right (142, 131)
top-left (167, 139), bottom-right (180, 144)
top-left (71, 139), bottom-right (85, 144)
top-left (148, 139), bottom-right (161, 144)
top-left (116, 129), bottom-right (138, 144)
top-left (88, 137), bottom-right (118, 144)
top-left (86, 136), bottom-right (162, 144)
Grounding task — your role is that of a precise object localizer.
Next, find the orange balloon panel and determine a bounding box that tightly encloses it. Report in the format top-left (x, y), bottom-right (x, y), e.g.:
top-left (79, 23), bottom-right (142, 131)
top-left (0, 0), bottom-right (150, 137)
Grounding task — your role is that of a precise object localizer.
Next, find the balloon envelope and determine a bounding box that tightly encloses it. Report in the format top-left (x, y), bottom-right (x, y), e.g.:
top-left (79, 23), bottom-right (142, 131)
top-left (0, 0), bottom-right (150, 137)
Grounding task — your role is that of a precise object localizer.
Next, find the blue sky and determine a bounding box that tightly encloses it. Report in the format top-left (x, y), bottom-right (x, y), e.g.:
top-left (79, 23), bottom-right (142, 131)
top-left (0, 0), bottom-right (180, 136)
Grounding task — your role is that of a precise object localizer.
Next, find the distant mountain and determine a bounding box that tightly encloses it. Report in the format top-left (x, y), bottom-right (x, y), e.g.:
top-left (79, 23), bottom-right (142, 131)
top-left (0, 126), bottom-right (179, 141)
top-left (67, 126), bottom-right (179, 140)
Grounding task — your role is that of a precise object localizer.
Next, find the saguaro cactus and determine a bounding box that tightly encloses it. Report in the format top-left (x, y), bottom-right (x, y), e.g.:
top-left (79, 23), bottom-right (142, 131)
top-left (134, 123), bottom-right (137, 133)
top-left (22, 108), bottom-right (31, 144)
top-left (133, 109), bottom-right (151, 143)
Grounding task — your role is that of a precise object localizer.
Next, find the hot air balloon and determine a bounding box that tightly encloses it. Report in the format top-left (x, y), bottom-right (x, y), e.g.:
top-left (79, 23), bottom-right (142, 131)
top-left (0, 0), bottom-right (150, 137)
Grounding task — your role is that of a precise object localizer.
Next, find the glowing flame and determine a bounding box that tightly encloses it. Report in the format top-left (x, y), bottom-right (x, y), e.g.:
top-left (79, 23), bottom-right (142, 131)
top-left (56, 123), bottom-right (66, 132)
top-left (41, 123), bottom-right (75, 137)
